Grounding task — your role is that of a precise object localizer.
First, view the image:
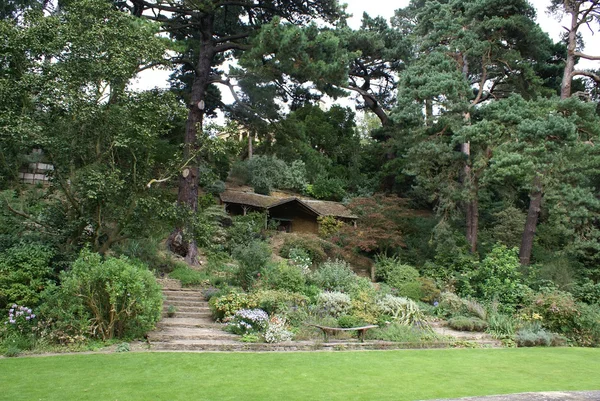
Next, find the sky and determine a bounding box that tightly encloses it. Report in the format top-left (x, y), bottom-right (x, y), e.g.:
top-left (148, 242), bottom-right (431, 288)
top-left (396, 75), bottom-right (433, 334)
top-left (133, 1), bottom-right (600, 96)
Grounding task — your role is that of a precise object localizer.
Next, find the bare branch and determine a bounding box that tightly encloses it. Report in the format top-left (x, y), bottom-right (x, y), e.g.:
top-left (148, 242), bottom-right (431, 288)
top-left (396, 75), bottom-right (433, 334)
top-left (574, 51), bottom-right (600, 60)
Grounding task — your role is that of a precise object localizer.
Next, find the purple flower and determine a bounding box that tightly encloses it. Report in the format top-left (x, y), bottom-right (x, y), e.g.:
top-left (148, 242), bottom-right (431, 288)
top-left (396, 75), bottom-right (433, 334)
top-left (433, 301), bottom-right (439, 307)
top-left (31, 314), bottom-right (36, 319)
top-left (9, 319), bottom-right (15, 324)
top-left (25, 316), bottom-right (30, 320)
top-left (9, 309), bottom-right (14, 313)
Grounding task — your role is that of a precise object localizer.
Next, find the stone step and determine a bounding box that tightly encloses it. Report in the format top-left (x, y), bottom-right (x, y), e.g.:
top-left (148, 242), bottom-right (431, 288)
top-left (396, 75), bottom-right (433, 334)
top-left (163, 305), bottom-right (210, 313)
top-left (162, 289), bottom-right (205, 296)
top-left (163, 299), bottom-right (208, 307)
top-left (156, 317), bottom-right (220, 329)
top-left (149, 328), bottom-right (237, 341)
top-left (163, 293), bottom-right (206, 302)
top-left (162, 311), bottom-right (212, 319)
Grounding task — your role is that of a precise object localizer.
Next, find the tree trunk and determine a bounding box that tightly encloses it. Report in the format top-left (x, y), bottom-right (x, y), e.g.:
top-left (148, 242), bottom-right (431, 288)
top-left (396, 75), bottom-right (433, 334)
top-left (520, 175), bottom-right (543, 266)
top-left (248, 132), bottom-right (253, 159)
top-left (168, 14), bottom-right (215, 265)
top-left (560, 2), bottom-right (580, 99)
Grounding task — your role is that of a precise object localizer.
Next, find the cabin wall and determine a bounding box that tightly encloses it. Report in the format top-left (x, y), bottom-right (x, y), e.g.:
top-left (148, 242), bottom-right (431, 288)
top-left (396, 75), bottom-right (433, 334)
top-left (269, 204), bottom-right (318, 234)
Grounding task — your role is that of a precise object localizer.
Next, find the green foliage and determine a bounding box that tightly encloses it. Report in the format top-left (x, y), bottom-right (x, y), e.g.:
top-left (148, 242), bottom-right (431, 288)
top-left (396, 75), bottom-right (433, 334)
top-left (437, 292), bottom-right (487, 321)
top-left (209, 292), bottom-right (256, 321)
top-left (486, 311), bottom-right (517, 338)
top-left (226, 213), bottom-right (265, 252)
top-left (249, 290), bottom-right (308, 315)
top-left (316, 291), bottom-right (351, 318)
top-left (350, 290), bottom-right (380, 324)
top-left (231, 156), bottom-right (307, 195)
top-left (279, 235), bottom-right (328, 265)
top-left (447, 316), bottom-right (488, 332)
top-left (262, 262), bottom-right (306, 293)
top-left (0, 243), bottom-right (55, 309)
top-left (376, 295), bottom-right (425, 325)
top-left (515, 328), bottom-right (564, 347)
top-left (317, 216), bottom-right (345, 238)
top-left (573, 280), bottom-right (600, 305)
top-left (57, 250), bottom-right (162, 340)
top-left (337, 314), bottom-right (365, 328)
top-left (232, 241), bottom-right (271, 290)
top-left (310, 260), bottom-right (359, 293)
top-left (115, 342), bottom-right (130, 353)
top-left (305, 176), bottom-right (347, 201)
top-left (169, 265), bottom-right (209, 287)
top-left (367, 322), bottom-right (439, 343)
top-left (466, 245), bottom-right (530, 311)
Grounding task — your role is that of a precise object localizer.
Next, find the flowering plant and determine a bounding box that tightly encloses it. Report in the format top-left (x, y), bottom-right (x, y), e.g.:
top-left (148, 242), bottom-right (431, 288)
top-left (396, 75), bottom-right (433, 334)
top-left (4, 304), bottom-right (37, 335)
top-left (227, 308), bottom-right (269, 335)
top-left (264, 316), bottom-right (293, 343)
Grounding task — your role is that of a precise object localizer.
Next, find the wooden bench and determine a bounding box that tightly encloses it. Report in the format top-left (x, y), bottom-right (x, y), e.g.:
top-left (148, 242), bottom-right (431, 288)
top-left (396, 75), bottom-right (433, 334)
top-left (310, 324), bottom-right (378, 343)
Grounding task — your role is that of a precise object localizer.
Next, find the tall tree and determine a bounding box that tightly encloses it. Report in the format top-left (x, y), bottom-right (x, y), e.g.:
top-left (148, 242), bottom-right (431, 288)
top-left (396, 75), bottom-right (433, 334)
top-left (550, 0), bottom-right (600, 99)
top-left (123, 0), bottom-right (344, 264)
top-left (395, 0), bottom-right (555, 253)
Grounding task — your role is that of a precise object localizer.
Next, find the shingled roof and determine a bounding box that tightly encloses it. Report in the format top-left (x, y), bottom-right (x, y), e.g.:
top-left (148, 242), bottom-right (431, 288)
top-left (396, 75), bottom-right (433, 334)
top-left (219, 190), bottom-right (278, 208)
top-left (219, 190), bottom-right (357, 219)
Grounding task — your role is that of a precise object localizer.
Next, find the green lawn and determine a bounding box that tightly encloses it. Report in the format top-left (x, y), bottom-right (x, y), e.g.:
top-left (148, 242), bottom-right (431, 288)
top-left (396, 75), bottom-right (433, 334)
top-left (1, 348), bottom-right (599, 401)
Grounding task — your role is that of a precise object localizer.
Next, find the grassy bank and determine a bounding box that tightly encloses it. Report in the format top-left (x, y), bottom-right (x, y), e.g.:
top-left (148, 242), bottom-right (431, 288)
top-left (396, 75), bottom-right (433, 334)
top-left (1, 348), bottom-right (599, 401)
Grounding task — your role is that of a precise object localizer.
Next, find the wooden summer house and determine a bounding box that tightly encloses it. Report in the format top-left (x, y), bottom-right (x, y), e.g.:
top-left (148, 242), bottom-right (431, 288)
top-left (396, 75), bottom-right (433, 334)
top-left (219, 190), bottom-right (357, 234)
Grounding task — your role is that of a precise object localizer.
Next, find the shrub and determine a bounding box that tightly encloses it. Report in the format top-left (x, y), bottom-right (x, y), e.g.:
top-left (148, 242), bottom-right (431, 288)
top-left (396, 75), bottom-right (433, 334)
top-left (169, 265), bottom-right (209, 287)
top-left (366, 322), bottom-right (439, 343)
top-left (209, 291), bottom-right (257, 321)
top-left (419, 277), bottom-right (441, 304)
top-left (524, 289), bottom-right (579, 335)
top-left (232, 241), bottom-right (271, 290)
top-left (376, 294), bottom-right (425, 325)
top-left (437, 292), bottom-right (487, 320)
top-left (515, 328), bottom-right (565, 347)
top-left (316, 291), bottom-right (352, 317)
top-left (447, 316), bottom-right (488, 332)
top-left (57, 250), bottom-right (162, 340)
top-left (264, 315), bottom-right (293, 343)
top-left (573, 280), bottom-right (600, 305)
top-left (262, 262), bottom-right (306, 293)
top-left (337, 314), bottom-right (365, 328)
top-left (0, 243), bottom-right (55, 309)
top-left (249, 290), bottom-right (308, 315)
top-left (468, 245), bottom-right (529, 311)
top-left (287, 248), bottom-right (312, 273)
top-left (231, 156), bottom-right (308, 195)
top-left (226, 213), bottom-right (264, 252)
top-left (306, 176), bottom-right (346, 201)
top-left (227, 309), bottom-right (269, 335)
top-left (279, 235), bottom-right (328, 265)
top-left (486, 310), bottom-right (517, 338)
top-left (351, 290), bottom-right (380, 324)
top-left (318, 216), bottom-right (345, 238)
top-left (311, 259), bottom-right (357, 293)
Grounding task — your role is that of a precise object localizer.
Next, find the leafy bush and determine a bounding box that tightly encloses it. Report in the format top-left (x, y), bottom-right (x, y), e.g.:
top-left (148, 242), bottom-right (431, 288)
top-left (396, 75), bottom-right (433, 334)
top-left (262, 262), bottom-right (306, 293)
top-left (524, 289), bottom-right (579, 335)
top-left (486, 309), bottom-right (517, 338)
top-left (264, 315), bottom-right (293, 343)
top-left (377, 294), bottom-right (425, 325)
top-left (226, 213), bottom-right (264, 252)
top-left (232, 241), bottom-right (271, 290)
top-left (351, 290), bottom-right (380, 324)
top-left (209, 291), bottom-right (256, 321)
top-left (468, 245), bottom-right (530, 311)
top-left (366, 322), bottom-right (439, 343)
top-left (337, 314), bottom-right (366, 328)
top-left (305, 176), bottom-right (347, 201)
top-left (515, 328), bottom-right (565, 347)
top-left (57, 250), bottom-right (162, 340)
top-left (317, 216), bottom-right (345, 238)
top-left (573, 280), bottom-right (600, 305)
top-left (316, 291), bottom-right (352, 317)
top-left (231, 156), bottom-right (307, 195)
top-left (447, 316), bottom-right (488, 332)
top-left (311, 259), bottom-right (358, 293)
top-left (279, 235), bottom-right (328, 265)
top-left (287, 247), bottom-right (312, 273)
top-left (227, 309), bottom-right (269, 335)
top-left (169, 265), bottom-right (209, 287)
top-left (437, 292), bottom-right (487, 320)
top-left (249, 290), bottom-right (308, 315)
top-left (0, 243), bottom-right (55, 309)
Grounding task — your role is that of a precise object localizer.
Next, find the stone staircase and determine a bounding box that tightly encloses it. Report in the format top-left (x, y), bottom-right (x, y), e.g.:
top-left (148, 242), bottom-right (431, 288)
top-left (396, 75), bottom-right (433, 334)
top-left (148, 287), bottom-right (242, 351)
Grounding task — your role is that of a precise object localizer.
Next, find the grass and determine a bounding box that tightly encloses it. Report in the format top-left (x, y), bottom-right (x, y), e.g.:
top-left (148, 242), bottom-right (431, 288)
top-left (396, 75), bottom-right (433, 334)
top-left (1, 348), bottom-right (599, 401)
